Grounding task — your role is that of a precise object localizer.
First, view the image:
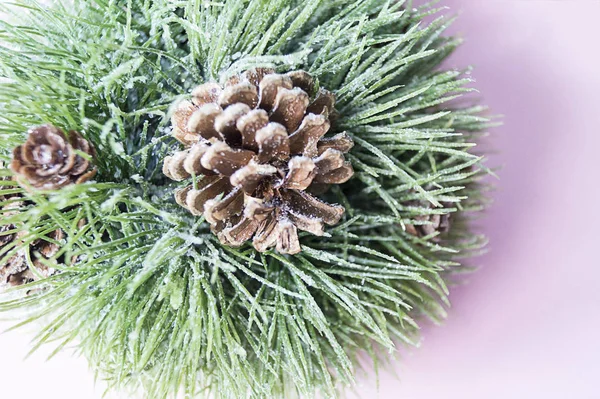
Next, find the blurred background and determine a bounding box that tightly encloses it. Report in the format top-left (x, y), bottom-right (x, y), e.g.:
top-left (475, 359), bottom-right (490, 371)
top-left (1, 1), bottom-right (599, 398)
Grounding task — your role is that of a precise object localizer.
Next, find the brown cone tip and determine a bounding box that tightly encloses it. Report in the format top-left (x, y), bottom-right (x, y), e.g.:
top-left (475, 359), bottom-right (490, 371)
top-left (10, 125), bottom-right (97, 191)
top-left (165, 69), bottom-right (355, 255)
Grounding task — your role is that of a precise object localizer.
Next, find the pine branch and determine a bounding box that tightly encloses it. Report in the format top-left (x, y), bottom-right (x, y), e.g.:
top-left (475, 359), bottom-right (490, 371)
top-left (0, 1), bottom-right (493, 398)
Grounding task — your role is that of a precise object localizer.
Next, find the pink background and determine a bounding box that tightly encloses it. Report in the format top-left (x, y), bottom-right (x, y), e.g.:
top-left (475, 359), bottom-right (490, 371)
top-left (1, 1), bottom-right (599, 398)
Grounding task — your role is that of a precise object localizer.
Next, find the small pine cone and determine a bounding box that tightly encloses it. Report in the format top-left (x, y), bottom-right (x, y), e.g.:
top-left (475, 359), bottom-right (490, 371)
top-left (11, 125), bottom-right (97, 190)
top-left (0, 220), bottom-right (63, 288)
top-left (405, 201), bottom-right (453, 241)
top-left (0, 172), bottom-right (23, 285)
top-left (164, 69), bottom-right (354, 255)
top-left (0, 172), bottom-right (63, 288)
top-left (0, 218), bottom-right (29, 286)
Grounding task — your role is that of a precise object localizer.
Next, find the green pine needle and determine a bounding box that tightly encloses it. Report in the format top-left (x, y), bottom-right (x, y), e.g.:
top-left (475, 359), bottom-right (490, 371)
top-left (0, 1), bottom-right (492, 398)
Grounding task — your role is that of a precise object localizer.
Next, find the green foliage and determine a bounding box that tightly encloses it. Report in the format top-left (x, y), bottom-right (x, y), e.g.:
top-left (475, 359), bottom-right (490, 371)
top-left (0, 0), bottom-right (492, 398)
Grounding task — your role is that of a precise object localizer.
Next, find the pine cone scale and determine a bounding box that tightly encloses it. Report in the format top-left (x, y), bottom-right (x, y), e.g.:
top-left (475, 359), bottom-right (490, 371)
top-left (258, 74), bottom-right (293, 110)
top-left (314, 162), bottom-right (354, 184)
top-left (289, 114), bottom-right (330, 157)
top-left (1, 253), bottom-right (28, 285)
top-left (244, 197), bottom-right (274, 221)
top-left (58, 148), bottom-right (78, 174)
top-left (287, 211), bottom-right (325, 236)
top-left (281, 189), bottom-right (344, 226)
top-left (201, 142), bottom-right (255, 176)
top-left (317, 132), bottom-right (354, 154)
top-left (68, 131), bottom-right (95, 174)
top-left (314, 148), bottom-right (345, 173)
top-left (187, 103), bottom-right (223, 141)
top-left (252, 216), bottom-right (280, 252)
top-left (192, 82), bottom-right (222, 106)
top-left (270, 88), bottom-right (309, 132)
top-left (237, 109), bottom-right (269, 151)
top-left (256, 123), bottom-right (290, 163)
top-left (219, 82), bottom-right (258, 109)
top-left (204, 188), bottom-right (244, 225)
top-left (215, 103), bottom-right (251, 146)
top-left (163, 150), bottom-right (191, 181)
top-left (281, 157), bottom-right (316, 190)
top-left (286, 71), bottom-right (314, 94)
top-left (172, 101), bottom-right (199, 145)
top-left (185, 177), bottom-right (232, 216)
top-left (307, 89), bottom-right (335, 115)
top-left (182, 144), bottom-right (208, 175)
top-left (230, 162), bottom-right (278, 194)
top-left (275, 219), bottom-right (300, 255)
top-left (221, 217), bottom-right (260, 246)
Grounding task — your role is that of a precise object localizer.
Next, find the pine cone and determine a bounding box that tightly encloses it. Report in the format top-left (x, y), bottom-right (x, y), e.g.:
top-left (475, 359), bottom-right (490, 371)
top-left (0, 221), bottom-right (29, 287)
top-left (11, 125), bottom-right (97, 190)
top-left (163, 69), bottom-right (354, 254)
top-left (405, 201), bottom-right (453, 241)
top-left (0, 172), bottom-right (63, 288)
top-left (0, 228), bottom-right (62, 288)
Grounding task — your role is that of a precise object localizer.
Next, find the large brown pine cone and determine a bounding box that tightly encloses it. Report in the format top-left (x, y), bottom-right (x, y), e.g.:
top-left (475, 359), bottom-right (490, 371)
top-left (11, 125), bottom-right (97, 190)
top-left (163, 68), bottom-right (354, 254)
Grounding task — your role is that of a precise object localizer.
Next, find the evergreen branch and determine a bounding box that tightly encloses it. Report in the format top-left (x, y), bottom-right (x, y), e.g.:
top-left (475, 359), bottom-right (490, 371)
top-left (0, 1), bottom-right (493, 398)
